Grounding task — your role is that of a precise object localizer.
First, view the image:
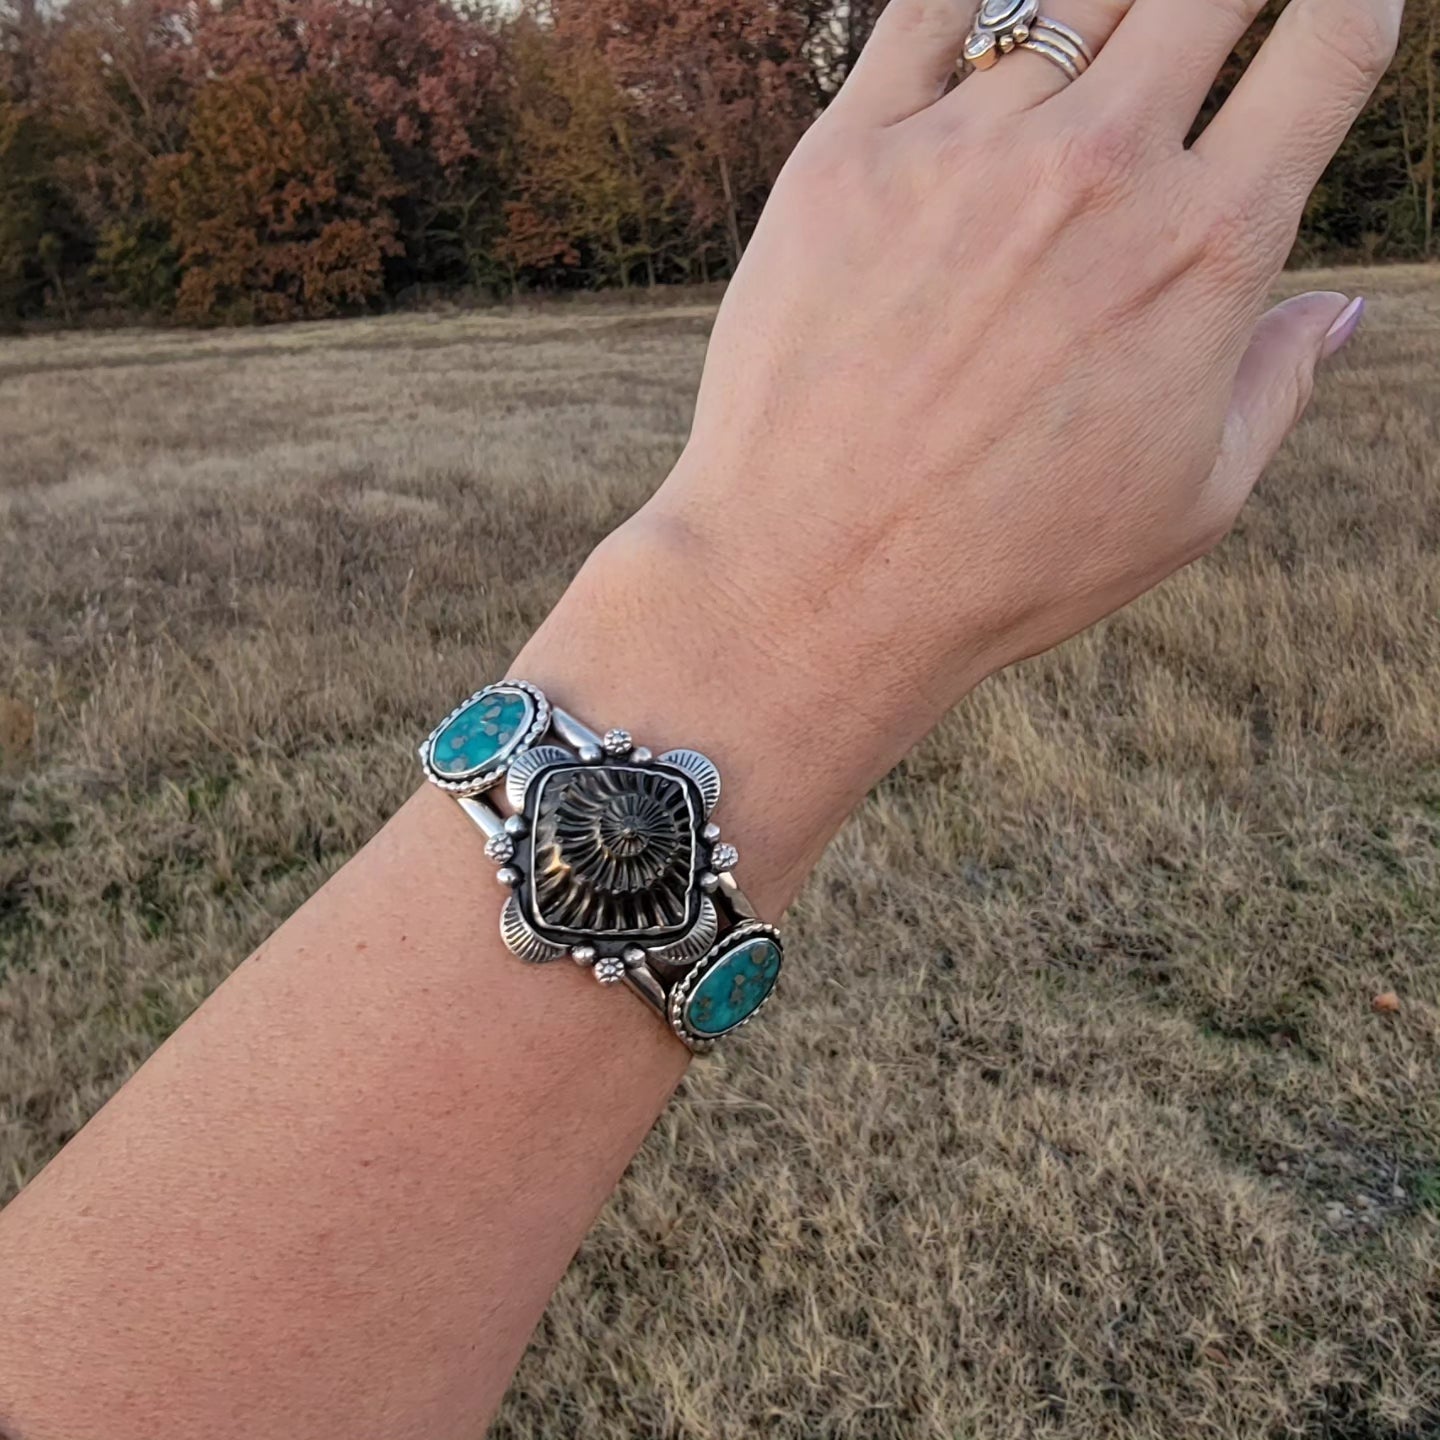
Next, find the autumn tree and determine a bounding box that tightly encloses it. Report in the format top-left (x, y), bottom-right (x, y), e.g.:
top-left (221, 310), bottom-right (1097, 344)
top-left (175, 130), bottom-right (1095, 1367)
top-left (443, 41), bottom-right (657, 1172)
top-left (0, 96), bottom-right (72, 320)
top-left (149, 69), bottom-right (399, 321)
top-left (551, 0), bottom-right (816, 276)
top-left (35, 0), bottom-right (191, 309)
top-left (1, 0), bottom-right (1436, 324)
top-left (498, 16), bottom-right (672, 289)
top-left (193, 0), bottom-right (511, 290)
top-left (0, 1), bottom-right (90, 322)
top-left (0, 0), bottom-right (39, 99)
top-left (1387, 0), bottom-right (1439, 254)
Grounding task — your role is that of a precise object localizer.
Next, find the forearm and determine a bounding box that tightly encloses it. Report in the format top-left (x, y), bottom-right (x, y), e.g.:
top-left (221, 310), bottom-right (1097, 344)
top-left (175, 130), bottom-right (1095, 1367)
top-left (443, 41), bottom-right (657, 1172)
top-left (0, 498), bottom-right (930, 1440)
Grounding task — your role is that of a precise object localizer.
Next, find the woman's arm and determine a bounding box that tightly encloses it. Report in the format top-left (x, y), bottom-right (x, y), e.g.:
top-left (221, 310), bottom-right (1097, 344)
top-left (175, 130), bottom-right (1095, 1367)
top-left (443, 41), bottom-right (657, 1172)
top-left (0, 525), bottom-right (895, 1440)
top-left (0, 0), bottom-right (1397, 1433)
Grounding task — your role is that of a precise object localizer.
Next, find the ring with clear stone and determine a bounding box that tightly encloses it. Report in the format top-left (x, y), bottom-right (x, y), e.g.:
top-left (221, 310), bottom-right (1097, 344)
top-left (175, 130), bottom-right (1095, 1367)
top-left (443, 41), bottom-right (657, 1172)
top-left (962, 0), bottom-right (1095, 83)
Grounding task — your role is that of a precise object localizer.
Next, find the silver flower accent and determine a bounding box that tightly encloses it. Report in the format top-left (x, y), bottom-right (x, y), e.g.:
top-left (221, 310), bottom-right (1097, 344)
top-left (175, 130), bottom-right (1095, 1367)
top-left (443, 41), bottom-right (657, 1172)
top-left (710, 842), bottom-right (739, 873)
top-left (484, 832), bottom-right (516, 864)
top-left (594, 955), bottom-right (627, 985)
top-left (602, 728), bottom-right (634, 756)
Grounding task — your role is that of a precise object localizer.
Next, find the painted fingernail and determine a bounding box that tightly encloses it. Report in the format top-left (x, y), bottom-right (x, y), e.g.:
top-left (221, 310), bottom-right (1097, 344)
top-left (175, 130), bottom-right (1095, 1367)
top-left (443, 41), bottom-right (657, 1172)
top-left (1322, 296), bottom-right (1365, 358)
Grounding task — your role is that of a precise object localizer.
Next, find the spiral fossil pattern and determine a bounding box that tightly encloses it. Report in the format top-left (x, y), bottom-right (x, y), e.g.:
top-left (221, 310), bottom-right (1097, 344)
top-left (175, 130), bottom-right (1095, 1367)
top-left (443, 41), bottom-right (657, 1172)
top-left (531, 767), bottom-right (696, 935)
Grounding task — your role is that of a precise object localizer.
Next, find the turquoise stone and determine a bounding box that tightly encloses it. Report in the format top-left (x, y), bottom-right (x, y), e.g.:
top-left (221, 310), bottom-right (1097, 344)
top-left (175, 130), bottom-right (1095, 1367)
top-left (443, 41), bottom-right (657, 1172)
top-left (430, 688), bottom-right (532, 779)
top-left (684, 935), bottom-right (782, 1038)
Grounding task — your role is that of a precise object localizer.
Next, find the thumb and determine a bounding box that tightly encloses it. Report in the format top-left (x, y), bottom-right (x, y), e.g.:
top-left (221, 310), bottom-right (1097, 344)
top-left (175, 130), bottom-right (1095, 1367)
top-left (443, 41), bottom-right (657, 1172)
top-left (1207, 291), bottom-right (1364, 516)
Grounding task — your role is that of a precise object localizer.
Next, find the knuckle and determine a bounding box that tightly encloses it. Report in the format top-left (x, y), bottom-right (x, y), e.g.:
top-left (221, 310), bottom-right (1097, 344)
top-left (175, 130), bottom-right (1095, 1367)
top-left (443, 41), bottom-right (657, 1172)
top-left (1043, 112), bottom-right (1143, 207)
top-left (1315, 0), bottom-right (1399, 89)
top-left (1195, 196), bottom-right (1259, 271)
top-left (1188, 171), bottom-right (1302, 283)
top-left (1247, 353), bottom-right (1317, 448)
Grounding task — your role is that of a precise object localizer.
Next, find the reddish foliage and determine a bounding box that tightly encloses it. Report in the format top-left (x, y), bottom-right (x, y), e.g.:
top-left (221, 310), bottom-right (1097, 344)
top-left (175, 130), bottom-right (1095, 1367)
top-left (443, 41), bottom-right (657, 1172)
top-left (192, 0), bottom-right (503, 178)
top-left (3, 0), bottom-right (1434, 320)
top-left (497, 199), bottom-right (579, 278)
top-left (38, 0), bottom-right (192, 218)
top-left (549, 0), bottom-right (814, 267)
top-left (497, 20), bottom-right (659, 289)
top-left (149, 68), bottom-right (399, 320)
top-left (189, 0), bottom-right (509, 287)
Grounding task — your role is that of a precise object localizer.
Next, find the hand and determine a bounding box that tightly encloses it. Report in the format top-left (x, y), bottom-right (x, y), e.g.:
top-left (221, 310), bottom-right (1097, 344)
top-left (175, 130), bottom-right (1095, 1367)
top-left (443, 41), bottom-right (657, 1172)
top-left (646, 0), bottom-right (1393, 734)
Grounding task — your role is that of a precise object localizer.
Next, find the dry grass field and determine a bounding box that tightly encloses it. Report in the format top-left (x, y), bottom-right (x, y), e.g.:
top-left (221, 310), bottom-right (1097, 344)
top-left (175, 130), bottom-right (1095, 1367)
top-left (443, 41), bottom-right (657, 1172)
top-left (2, 266), bottom-right (1439, 1439)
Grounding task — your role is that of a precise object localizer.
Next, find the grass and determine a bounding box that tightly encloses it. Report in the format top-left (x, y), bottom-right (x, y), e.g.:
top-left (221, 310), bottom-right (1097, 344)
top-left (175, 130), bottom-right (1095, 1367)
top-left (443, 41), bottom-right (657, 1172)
top-left (2, 266), bottom-right (1439, 1439)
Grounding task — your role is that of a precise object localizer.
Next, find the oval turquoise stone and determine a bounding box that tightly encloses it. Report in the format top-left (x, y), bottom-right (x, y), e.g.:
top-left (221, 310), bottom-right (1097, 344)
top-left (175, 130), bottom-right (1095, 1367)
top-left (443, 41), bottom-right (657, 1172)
top-left (429, 688), bottom-right (533, 780)
top-left (683, 935), bottom-right (782, 1038)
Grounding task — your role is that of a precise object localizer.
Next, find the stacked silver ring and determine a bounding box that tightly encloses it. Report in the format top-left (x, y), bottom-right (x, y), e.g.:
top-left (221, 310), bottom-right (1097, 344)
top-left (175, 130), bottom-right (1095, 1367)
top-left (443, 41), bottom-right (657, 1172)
top-left (963, 0), bottom-right (1095, 83)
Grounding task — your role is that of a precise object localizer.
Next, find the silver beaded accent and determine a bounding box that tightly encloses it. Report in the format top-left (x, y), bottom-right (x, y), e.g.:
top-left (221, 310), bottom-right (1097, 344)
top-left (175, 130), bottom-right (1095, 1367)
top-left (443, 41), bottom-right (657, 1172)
top-left (571, 944), bottom-right (596, 967)
top-left (577, 742), bottom-right (603, 764)
top-left (495, 865), bottom-right (521, 887)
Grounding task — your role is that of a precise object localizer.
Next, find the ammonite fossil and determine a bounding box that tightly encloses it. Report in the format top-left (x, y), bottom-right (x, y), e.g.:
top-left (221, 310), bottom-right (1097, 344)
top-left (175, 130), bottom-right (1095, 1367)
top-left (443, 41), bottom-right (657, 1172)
top-left (522, 764), bottom-right (702, 942)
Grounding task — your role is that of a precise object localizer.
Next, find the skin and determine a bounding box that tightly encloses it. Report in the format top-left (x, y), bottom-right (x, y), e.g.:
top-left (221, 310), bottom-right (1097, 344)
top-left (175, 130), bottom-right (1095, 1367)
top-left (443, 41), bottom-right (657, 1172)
top-left (0, 0), bottom-right (1402, 1434)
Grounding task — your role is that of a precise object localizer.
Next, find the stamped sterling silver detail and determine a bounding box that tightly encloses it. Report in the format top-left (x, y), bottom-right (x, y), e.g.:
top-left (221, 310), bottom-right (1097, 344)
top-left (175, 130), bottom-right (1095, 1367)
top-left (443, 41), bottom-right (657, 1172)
top-left (420, 681), bottom-right (781, 1050)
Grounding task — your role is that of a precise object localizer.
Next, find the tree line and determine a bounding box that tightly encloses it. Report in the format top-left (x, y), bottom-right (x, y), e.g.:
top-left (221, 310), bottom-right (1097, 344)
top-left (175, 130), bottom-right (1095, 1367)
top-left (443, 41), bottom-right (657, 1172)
top-left (0, 0), bottom-right (1435, 326)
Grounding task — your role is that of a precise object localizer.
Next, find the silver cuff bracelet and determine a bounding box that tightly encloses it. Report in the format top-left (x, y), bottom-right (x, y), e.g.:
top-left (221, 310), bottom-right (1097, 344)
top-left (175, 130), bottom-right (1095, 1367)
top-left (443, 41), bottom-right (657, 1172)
top-left (419, 680), bottom-right (782, 1051)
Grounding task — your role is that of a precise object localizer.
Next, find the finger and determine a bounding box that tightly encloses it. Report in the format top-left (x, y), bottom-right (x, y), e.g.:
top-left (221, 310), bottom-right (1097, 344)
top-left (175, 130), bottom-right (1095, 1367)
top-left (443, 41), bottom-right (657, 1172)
top-left (1202, 291), bottom-right (1362, 525)
top-left (1195, 0), bottom-right (1401, 205)
top-left (832, 0), bottom-right (980, 128)
top-left (1084, 0), bottom-right (1268, 133)
top-left (947, 0), bottom-right (1132, 115)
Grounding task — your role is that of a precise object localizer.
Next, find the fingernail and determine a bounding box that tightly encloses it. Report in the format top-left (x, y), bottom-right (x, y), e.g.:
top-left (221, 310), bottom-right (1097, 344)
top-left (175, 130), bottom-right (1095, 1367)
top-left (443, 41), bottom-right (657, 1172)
top-left (1322, 296), bottom-right (1365, 358)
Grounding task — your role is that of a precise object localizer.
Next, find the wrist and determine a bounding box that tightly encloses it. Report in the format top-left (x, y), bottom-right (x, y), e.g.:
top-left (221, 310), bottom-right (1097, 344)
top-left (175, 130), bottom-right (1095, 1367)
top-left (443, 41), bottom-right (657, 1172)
top-left (511, 515), bottom-right (817, 912)
top-left (511, 490), bottom-right (971, 914)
